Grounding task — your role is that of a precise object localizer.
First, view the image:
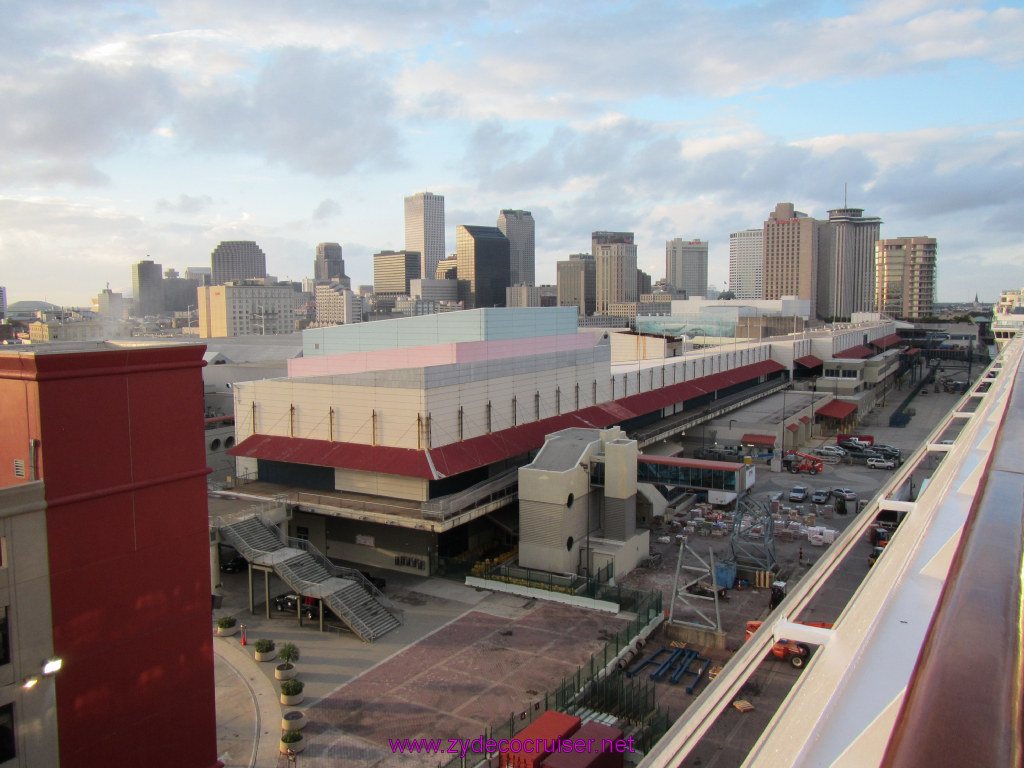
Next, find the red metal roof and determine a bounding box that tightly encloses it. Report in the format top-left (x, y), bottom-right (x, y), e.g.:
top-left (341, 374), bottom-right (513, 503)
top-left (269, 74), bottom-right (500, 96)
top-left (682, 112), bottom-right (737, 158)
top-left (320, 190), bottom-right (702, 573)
top-left (871, 333), bottom-right (904, 349)
top-left (799, 415), bottom-right (811, 423)
top-left (794, 354), bottom-right (823, 367)
top-left (229, 359), bottom-right (787, 480)
top-left (741, 433), bottom-right (776, 446)
top-left (786, 423), bottom-right (800, 432)
top-left (834, 344), bottom-right (875, 359)
top-left (816, 400), bottom-right (858, 419)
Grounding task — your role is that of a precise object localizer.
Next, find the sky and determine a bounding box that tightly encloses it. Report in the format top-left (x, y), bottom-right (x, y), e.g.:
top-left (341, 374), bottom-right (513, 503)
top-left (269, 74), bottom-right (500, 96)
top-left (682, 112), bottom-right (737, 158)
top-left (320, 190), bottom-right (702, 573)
top-left (2, 0), bottom-right (1023, 307)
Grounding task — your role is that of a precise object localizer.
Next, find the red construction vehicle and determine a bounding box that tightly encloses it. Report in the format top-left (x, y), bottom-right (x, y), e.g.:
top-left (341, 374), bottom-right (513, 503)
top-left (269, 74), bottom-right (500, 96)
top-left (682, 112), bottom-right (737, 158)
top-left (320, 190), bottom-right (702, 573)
top-left (782, 451), bottom-right (824, 475)
top-left (745, 620), bottom-right (834, 668)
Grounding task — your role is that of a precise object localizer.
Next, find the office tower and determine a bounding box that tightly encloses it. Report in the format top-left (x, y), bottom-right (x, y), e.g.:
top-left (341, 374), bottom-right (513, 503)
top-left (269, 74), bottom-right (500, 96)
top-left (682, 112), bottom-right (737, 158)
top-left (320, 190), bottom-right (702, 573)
top-left (557, 254), bottom-right (597, 316)
top-left (497, 209), bottom-right (536, 287)
top-left (0, 342), bottom-right (218, 768)
top-left (184, 266), bottom-right (212, 286)
top-left (637, 268), bottom-right (652, 296)
top-left (131, 258), bottom-right (164, 317)
top-left (210, 241), bottom-right (267, 285)
top-left (875, 237), bottom-right (938, 319)
top-left (506, 285), bottom-right (541, 307)
top-left (818, 207), bottom-right (883, 319)
top-left (95, 287), bottom-right (126, 319)
top-left (592, 232), bottom-right (637, 315)
top-left (196, 283), bottom-right (296, 337)
top-left (0, 286), bottom-right (6, 319)
top-left (315, 283), bottom-right (363, 325)
top-left (435, 256), bottom-right (458, 280)
top-left (314, 242), bottom-right (347, 284)
top-left (665, 238), bottom-right (708, 299)
top-left (729, 229), bottom-right (764, 299)
top-left (405, 192), bottom-right (445, 283)
top-left (373, 250), bottom-right (421, 295)
top-left (455, 225), bottom-right (511, 309)
top-left (162, 268), bottom-right (202, 313)
top-left (762, 203), bottom-right (820, 317)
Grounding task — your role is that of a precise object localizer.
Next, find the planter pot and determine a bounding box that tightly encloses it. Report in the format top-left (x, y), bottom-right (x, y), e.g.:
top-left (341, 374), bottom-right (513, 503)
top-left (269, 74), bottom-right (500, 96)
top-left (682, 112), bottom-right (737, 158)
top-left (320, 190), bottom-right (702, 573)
top-left (216, 625), bottom-right (238, 637)
top-left (280, 737), bottom-right (305, 754)
top-left (275, 663), bottom-right (297, 681)
top-left (280, 692), bottom-right (304, 706)
top-left (282, 710), bottom-right (306, 732)
top-left (255, 650), bottom-right (277, 662)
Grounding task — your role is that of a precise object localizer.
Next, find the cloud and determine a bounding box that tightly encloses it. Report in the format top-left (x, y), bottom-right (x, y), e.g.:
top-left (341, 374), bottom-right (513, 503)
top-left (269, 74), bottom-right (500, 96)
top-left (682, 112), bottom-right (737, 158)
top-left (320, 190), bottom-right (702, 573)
top-left (156, 194), bottom-right (213, 214)
top-left (312, 199), bottom-right (341, 220)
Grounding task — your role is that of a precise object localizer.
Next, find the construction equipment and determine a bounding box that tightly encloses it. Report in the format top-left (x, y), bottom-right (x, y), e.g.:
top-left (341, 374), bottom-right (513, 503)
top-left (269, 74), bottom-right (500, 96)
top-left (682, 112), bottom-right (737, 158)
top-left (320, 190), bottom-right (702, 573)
top-left (745, 620), bottom-right (834, 669)
top-left (782, 451), bottom-right (825, 475)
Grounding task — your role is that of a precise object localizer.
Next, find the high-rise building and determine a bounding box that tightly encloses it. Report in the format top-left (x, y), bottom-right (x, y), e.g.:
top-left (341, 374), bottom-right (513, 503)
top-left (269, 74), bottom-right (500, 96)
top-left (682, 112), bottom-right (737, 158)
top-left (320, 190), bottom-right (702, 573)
top-left (315, 283), bottom-right (362, 325)
top-left (557, 254), bottom-right (597, 317)
top-left (405, 192), bottom-right (445, 283)
top-left (131, 258), bottom-right (164, 317)
top-left (196, 282), bottom-right (296, 337)
top-left (95, 286), bottom-right (126, 319)
top-left (497, 209), bottom-right (536, 287)
top-left (435, 256), bottom-right (458, 280)
top-left (729, 229), bottom-right (764, 300)
top-left (373, 250), bottom-right (421, 296)
top-left (818, 207), bottom-right (883, 319)
top-left (455, 225), bottom-right (511, 309)
top-left (162, 268), bottom-right (202, 313)
top-left (762, 203), bottom-right (820, 317)
top-left (593, 232), bottom-right (637, 315)
top-left (314, 242), bottom-right (348, 285)
top-left (0, 286), bottom-right (7, 319)
top-left (0, 341), bottom-right (218, 768)
top-left (210, 241), bottom-right (267, 285)
top-left (875, 237), bottom-right (938, 319)
top-left (184, 266), bottom-right (212, 286)
top-left (637, 268), bottom-right (652, 297)
top-left (665, 238), bottom-right (708, 299)
top-left (506, 284), bottom-right (541, 307)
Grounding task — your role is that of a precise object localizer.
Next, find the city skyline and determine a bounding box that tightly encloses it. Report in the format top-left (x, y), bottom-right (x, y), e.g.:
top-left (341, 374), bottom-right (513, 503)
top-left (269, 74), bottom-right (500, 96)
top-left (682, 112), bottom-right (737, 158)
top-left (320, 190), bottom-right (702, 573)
top-left (2, 2), bottom-right (1023, 306)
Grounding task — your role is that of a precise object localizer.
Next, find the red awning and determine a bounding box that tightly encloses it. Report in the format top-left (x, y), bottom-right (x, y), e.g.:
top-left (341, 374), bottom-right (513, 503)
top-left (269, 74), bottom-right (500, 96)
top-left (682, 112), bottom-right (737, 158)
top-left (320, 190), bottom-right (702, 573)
top-left (741, 434), bottom-right (776, 446)
top-left (786, 423), bottom-right (799, 432)
top-left (816, 400), bottom-right (857, 419)
top-left (799, 415), bottom-right (811, 424)
top-left (794, 355), bottom-right (823, 367)
top-left (905, 347), bottom-right (921, 355)
top-left (871, 333), bottom-right (903, 350)
top-left (834, 345), bottom-right (874, 359)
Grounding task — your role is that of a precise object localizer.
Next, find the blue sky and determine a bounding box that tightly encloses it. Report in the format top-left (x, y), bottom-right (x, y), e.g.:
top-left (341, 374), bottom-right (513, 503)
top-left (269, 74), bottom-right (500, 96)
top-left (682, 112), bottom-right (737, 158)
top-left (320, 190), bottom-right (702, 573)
top-left (2, 0), bottom-right (1023, 306)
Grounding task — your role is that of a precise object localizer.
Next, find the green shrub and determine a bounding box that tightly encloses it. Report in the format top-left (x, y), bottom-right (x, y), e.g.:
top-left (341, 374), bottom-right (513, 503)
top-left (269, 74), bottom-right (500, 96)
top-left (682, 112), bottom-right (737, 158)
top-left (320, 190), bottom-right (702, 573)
top-left (254, 639), bottom-right (275, 654)
top-left (215, 616), bottom-right (237, 629)
top-left (280, 679), bottom-right (304, 696)
top-left (277, 642), bottom-right (299, 663)
top-left (281, 730), bottom-right (303, 743)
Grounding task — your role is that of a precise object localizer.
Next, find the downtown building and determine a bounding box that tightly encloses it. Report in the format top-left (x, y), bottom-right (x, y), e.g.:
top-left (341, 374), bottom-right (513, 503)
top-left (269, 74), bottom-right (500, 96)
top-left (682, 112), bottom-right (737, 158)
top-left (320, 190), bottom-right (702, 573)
top-left (197, 282), bottom-right (296, 337)
top-left (315, 282), bottom-right (363, 325)
top-left (557, 254), bottom-right (597, 317)
top-left (405, 192), bottom-right (446, 284)
top-left (762, 203), bottom-right (820, 318)
top-left (497, 210), bottom-right (536, 287)
top-left (729, 229), bottom-right (764, 300)
top-left (455, 225), bottom-right (511, 309)
top-left (593, 232), bottom-right (637, 315)
top-left (314, 242), bottom-right (348, 286)
top-left (373, 250), bottom-right (421, 296)
top-left (665, 238), bottom-right (708, 299)
top-left (131, 259), bottom-right (164, 317)
top-left (875, 237), bottom-right (938, 319)
top-left (211, 241), bottom-right (267, 286)
top-left (818, 207), bottom-right (883, 319)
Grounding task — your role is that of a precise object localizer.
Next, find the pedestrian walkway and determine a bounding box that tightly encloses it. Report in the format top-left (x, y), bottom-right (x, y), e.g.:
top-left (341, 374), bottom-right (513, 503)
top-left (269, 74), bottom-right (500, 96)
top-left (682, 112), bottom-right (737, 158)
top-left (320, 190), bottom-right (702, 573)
top-left (214, 637), bottom-right (283, 768)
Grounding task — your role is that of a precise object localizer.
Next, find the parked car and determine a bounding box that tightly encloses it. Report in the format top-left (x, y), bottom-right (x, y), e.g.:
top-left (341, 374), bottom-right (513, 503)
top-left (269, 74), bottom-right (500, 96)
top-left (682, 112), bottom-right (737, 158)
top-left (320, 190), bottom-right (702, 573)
top-left (789, 485), bottom-right (810, 502)
top-left (814, 446), bottom-right (845, 458)
top-left (220, 555), bottom-right (247, 574)
top-left (832, 488), bottom-right (858, 501)
top-left (274, 594), bottom-right (319, 619)
top-left (811, 489), bottom-right (831, 504)
top-left (867, 457), bottom-right (897, 470)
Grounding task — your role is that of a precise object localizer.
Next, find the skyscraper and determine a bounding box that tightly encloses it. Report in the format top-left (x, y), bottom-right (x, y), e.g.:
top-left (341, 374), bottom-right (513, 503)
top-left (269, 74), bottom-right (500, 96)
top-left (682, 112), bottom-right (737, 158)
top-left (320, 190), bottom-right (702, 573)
top-left (665, 238), bottom-right (708, 299)
top-left (373, 250), bottom-right (421, 295)
top-left (762, 203), bottom-right (819, 317)
top-left (131, 258), bottom-right (164, 317)
top-left (875, 237), bottom-right (938, 319)
top-left (729, 229), bottom-right (764, 300)
top-left (210, 241), bottom-right (267, 285)
top-left (592, 232), bottom-right (637, 315)
top-left (405, 192), bottom-right (445, 283)
top-left (314, 242), bottom-right (347, 285)
top-left (455, 225), bottom-right (510, 309)
top-left (556, 254), bottom-right (596, 316)
top-left (497, 209), bottom-right (536, 287)
top-left (818, 207), bottom-right (883, 319)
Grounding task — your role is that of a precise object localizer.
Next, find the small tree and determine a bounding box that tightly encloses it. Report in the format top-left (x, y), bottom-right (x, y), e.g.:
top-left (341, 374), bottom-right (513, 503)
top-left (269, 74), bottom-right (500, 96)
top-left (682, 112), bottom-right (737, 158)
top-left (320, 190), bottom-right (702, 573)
top-left (278, 642), bottom-right (299, 664)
